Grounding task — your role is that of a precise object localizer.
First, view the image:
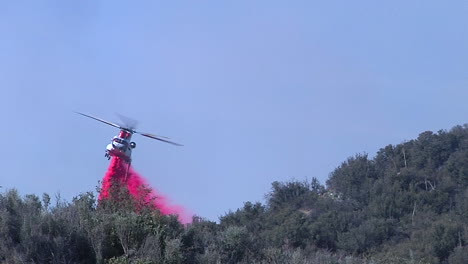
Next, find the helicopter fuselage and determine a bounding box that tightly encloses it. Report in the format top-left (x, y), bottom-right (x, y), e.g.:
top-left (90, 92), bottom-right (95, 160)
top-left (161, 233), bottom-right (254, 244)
top-left (105, 130), bottom-right (136, 162)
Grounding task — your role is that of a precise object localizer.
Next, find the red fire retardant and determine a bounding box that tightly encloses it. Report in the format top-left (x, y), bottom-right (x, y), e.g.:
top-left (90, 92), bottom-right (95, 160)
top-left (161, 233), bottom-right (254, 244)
top-left (99, 157), bottom-right (192, 224)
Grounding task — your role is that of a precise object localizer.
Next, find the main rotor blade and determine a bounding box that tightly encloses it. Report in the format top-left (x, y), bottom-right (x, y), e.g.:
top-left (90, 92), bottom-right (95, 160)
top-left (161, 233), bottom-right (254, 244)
top-left (115, 112), bottom-right (139, 130)
top-left (75, 112), bottom-right (122, 129)
top-left (138, 132), bottom-right (183, 146)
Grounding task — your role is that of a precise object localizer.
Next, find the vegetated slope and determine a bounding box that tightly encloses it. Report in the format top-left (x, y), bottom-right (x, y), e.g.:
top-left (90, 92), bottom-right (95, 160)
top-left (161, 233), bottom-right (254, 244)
top-left (220, 126), bottom-right (468, 263)
top-left (1, 126), bottom-right (468, 263)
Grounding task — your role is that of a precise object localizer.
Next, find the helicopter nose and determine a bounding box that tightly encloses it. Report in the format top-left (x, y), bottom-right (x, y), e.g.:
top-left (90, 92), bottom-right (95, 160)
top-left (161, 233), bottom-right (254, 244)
top-left (112, 142), bottom-right (124, 149)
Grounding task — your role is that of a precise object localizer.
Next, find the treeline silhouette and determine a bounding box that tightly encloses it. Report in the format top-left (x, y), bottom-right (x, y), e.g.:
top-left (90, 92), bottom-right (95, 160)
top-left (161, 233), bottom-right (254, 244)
top-left (1, 125), bottom-right (468, 263)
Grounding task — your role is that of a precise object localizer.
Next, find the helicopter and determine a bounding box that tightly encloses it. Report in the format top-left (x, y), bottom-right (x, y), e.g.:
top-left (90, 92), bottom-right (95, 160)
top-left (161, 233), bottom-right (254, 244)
top-left (76, 112), bottom-right (182, 164)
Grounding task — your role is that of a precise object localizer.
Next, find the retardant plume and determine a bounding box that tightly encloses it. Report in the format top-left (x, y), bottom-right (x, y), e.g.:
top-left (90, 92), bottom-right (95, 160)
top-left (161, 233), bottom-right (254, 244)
top-left (99, 157), bottom-right (192, 224)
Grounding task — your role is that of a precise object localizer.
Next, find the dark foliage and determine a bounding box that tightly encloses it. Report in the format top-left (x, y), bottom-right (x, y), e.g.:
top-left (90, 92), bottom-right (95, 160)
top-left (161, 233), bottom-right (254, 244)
top-left (1, 125), bottom-right (468, 263)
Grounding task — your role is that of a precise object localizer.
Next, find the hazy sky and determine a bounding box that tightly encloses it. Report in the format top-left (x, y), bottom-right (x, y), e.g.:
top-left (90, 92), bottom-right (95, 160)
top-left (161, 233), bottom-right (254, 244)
top-left (1, 1), bottom-right (467, 221)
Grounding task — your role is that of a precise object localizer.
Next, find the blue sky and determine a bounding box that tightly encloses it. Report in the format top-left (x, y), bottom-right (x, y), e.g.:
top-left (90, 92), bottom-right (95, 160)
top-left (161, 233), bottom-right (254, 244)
top-left (1, 1), bottom-right (467, 221)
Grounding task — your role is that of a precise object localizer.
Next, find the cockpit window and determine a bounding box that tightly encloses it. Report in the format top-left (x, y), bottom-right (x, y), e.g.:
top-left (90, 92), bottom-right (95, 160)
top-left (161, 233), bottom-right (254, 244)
top-left (113, 138), bottom-right (127, 145)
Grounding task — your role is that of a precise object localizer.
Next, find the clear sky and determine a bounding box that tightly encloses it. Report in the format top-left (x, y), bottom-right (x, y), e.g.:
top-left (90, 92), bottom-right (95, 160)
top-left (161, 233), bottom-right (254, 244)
top-left (1, 1), bottom-right (467, 221)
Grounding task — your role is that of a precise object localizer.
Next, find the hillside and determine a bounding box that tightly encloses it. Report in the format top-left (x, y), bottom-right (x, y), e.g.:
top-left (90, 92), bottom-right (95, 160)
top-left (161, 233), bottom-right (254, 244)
top-left (1, 125), bottom-right (468, 263)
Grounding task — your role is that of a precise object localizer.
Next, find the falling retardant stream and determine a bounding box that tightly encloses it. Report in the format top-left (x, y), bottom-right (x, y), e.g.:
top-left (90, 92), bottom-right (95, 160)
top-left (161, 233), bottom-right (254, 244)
top-left (99, 157), bottom-right (192, 224)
